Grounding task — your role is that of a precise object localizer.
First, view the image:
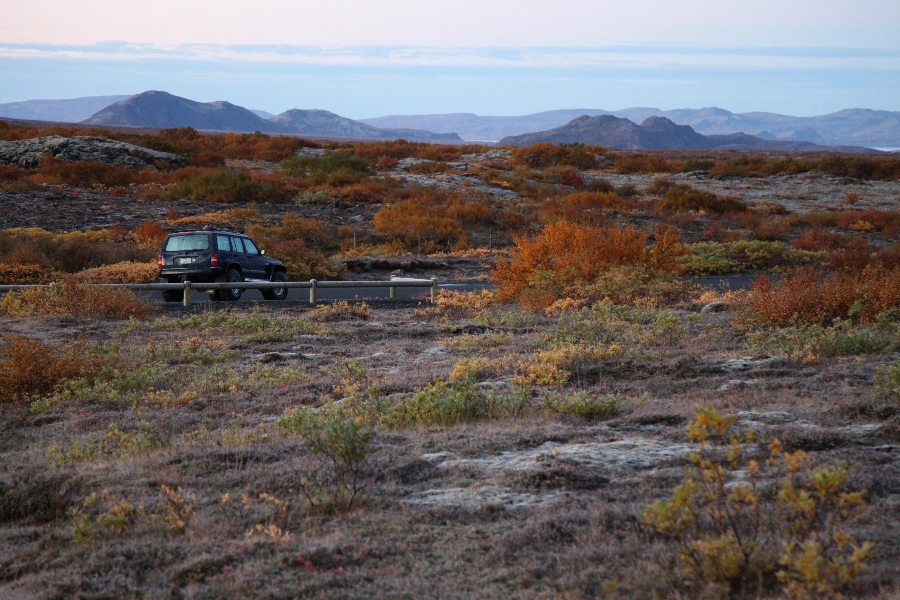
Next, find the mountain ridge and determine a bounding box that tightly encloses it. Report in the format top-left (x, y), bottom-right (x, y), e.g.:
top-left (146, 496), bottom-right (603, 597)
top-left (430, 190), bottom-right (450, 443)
top-left (499, 115), bottom-right (877, 153)
top-left (363, 107), bottom-right (900, 146)
top-left (80, 91), bottom-right (460, 142)
top-left (0, 95), bottom-right (133, 123)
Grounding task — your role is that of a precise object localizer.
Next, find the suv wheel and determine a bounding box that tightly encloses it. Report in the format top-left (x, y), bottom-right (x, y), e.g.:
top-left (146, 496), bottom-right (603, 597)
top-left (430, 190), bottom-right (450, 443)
top-left (213, 268), bottom-right (243, 302)
top-left (261, 272), bottom-right (288, 300)
top-left (161, 279), bottom-right (184, 303)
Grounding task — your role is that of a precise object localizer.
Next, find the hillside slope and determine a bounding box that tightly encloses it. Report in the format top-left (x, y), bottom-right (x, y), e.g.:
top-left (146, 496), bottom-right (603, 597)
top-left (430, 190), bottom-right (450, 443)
top-left (500, 115), bottom-right (876, 152)
top-left (82, 91), bottom-right (283, 133)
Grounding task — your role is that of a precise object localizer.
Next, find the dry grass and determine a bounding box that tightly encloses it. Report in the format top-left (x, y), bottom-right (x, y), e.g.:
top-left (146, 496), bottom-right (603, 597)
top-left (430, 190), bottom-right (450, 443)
top-left (0, 298), bottom-right (897, 599)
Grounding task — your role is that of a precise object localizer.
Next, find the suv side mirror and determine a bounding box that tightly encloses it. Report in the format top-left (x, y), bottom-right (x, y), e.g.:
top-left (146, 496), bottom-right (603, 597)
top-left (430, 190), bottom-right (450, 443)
top-left (260, 249), bottom-right (266, 255)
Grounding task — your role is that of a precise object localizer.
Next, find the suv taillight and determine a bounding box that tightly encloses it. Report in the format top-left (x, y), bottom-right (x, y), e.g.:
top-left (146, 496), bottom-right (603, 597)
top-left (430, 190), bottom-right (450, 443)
top-left (157, 256), bottom-right (163, 269)
top-left (211, 254), bottom-right (218, 268)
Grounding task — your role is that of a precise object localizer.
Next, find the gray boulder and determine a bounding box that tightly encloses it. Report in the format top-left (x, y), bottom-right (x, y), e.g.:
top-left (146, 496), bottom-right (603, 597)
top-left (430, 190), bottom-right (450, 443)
top-left (0, 136), bottom-right (185, 169)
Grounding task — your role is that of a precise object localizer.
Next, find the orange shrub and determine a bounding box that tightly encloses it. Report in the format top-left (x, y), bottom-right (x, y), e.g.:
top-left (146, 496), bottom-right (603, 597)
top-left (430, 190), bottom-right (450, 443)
top-left (836, 209), bottom-right (900, 235)
top-left (537, 192), bottom-right (633, 226)
top-left (0, 264), bottom-right (63, 284)
top-left (652, 181), bottom-right (747, 214)
top-left (0, 228), bottom-right (154, 273)
top-left (744, 265), bottom-right (900, 325)
top-left (134, 220), bottom-right (168, 249)
top-left (614, 154), bottom-right (679, 174)
top-left (492, 220), bottom-right (685, 309)
top-left (265, 240), bottom-right (344, 280)
top-left (512, 143), bottom-right (600, 169)
top-left (373, 198), bottom-right (467, 253)
top-left (75, 261), bottom-right (157, 284)
top-left (790, 229), bottom-right (847, 252)
top-left (0, 164), bottom-right (26, 182)
top-left (376, 155), bottom-right (399, 169)
top-left (0, 335), bottom-right (88, 403)
top-left (31, 157), bottom-right (136, 188)
top-left (0, 279), bottom-right (155, 319)
top-left (828, 239), bottom-right (873, 272)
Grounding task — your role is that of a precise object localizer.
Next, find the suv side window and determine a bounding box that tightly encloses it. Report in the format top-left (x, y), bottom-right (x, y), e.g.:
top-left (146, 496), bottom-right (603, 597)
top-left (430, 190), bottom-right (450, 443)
top-left (216, 235), bottom-right (231, 252)
top-left (230, 237), bottom-right (245, 253)
top-left (242, 238), bottom-right (260, 255)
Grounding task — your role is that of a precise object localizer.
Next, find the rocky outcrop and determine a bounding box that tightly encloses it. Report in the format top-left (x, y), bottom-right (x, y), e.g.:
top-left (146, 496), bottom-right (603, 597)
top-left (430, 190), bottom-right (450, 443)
top-left (0, 136), bottom-right (185, 169)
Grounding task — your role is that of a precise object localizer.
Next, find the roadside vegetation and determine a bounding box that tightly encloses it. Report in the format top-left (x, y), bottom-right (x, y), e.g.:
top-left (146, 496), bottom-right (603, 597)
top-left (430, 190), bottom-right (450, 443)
top-left (0, 121), bottom-right (898, 597)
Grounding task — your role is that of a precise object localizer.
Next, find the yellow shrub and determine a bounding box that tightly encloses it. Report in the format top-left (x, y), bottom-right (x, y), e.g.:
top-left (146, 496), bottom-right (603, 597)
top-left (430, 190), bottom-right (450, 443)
top-left (0, 279), bottom-right (154, 319)
top-left (0, 264), bottom-right (63, 284)
top-left (75, 261), bottom-right (157, 284)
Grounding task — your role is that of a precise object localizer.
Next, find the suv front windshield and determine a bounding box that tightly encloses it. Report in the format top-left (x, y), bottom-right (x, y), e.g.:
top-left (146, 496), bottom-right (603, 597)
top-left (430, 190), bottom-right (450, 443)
top-left (164, 234), bottom-right (210, 252)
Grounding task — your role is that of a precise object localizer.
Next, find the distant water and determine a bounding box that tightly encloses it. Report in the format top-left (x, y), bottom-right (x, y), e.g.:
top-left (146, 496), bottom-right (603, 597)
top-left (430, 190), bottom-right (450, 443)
top-left (873, 147), bottom-right (900, 152)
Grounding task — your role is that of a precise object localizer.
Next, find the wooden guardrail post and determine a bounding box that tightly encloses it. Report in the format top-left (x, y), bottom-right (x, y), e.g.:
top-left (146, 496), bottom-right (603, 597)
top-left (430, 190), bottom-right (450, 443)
top-left (183, 281), bottom-right (191, 307)
top-left (309, 279), bottom-right (317, 304)
top-left (430, 278), bottom-right (437, 303)
top-left (389, 284), bottom-right (396, 299)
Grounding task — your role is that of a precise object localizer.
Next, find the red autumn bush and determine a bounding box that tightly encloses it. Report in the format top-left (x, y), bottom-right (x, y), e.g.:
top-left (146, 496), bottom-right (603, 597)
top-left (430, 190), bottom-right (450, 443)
top-left (492, 220), bottom-right (686, 309)
top-left (744, 265), bottom-right (900, 326)
top-left (613, 154), bottom-right (679, 174)
top-left (512, 143), bottom-right (600, 170)
top-left (373, 199), bottom-right (466, 253)
top-left (134, 221), bottom-right (168, 249)
top-left (537, 192), bottom-right (634, 226)
top-left (0, 335), bottom-right (89, 404)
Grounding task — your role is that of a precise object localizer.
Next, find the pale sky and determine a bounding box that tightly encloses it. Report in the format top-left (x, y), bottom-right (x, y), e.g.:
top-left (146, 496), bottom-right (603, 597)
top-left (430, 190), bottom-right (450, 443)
top-left (2, 0), bottom-right (899, 116)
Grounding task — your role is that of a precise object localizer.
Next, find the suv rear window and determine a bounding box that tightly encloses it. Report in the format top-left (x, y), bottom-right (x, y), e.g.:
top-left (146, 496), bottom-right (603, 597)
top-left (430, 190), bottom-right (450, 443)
top-left (164, 234), bottom-right (210, 252)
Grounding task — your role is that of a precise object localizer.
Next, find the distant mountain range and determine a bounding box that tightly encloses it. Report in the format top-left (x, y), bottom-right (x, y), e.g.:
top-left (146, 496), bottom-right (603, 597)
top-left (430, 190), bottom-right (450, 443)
top-left (2, 91), bottom-right (461, 142)
top-left (0, 95), bottom-right (133, 123)
top-left (83, 91), bottom-right (461, 141)
top-left (363, 107), bottom-right (900, 147)
top-left (500, 115), bottom-right (877, 153)
top-left (3, 92), bottom-right (898, 148)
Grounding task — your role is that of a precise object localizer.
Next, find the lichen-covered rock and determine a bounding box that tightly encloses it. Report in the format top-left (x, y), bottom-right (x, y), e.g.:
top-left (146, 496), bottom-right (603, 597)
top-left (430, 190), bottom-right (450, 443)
top-left (701, 301), bottom-right (731, 313)
top-left (0, 136), bottom-right (185, 169)
top-left (718, 356), bottom-right (783, 373)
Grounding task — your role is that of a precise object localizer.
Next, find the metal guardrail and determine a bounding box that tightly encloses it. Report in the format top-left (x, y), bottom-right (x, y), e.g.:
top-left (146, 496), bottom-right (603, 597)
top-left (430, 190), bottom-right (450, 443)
top-left (0, 278), bottom-right (438, 307)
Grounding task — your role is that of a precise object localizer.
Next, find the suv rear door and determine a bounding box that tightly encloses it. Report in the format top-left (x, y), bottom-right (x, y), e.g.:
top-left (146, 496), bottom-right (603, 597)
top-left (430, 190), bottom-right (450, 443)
top-left (162, 233), bottom-right (212, 270)
top-left (215, 234), bottom-right (234, 269)
top-left (228, 236), bottom-right (250, 275)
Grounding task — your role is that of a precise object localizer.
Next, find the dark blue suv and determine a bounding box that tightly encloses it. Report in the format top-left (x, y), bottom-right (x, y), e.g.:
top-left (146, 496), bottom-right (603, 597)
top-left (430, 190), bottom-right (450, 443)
top-left (157, 229), bottom-right (288, 302)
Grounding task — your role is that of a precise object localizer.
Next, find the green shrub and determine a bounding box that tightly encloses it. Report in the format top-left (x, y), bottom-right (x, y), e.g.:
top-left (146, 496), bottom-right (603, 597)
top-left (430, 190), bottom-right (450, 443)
top-left (541, 391), bottom-right (618, 419)
top-left (386, 379), bottom-right (506, 428)
top-left (652, 181), bottom-right (747, 214)
top-left (744, 318), bottom-right (899, 363)
top-left (277, 411), bottom-right (372, 512)
top-left (47, 421), bottom-right (165, 467)
top-left (280, 153), bottom-right (370, 178)
top-left (167, 170), bottom-right (291, 203)
top-left (874, 358), bottom-right (900, 399)
top-left (681, 241), bottom-right (828, 275)
top-left (409, 161), bottom-right (451, 174)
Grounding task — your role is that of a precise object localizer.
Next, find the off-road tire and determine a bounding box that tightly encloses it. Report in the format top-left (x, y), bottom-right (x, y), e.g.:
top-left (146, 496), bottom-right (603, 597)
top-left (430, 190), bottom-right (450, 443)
top-left (161, 279), bottom-right (184, 303)
top-left (212, 269), bottom-right (243, 301)
top-left (161, 289), bottom-right (184, 302)
top-left (261, 271), bottom-right (288, 300)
